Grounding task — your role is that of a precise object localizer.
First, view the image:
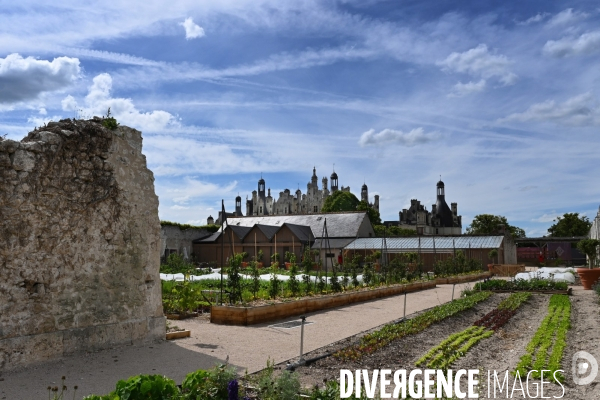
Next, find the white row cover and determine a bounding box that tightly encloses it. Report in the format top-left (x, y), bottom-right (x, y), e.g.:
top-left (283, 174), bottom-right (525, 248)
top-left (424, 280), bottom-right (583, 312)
top-left (514, 267), bottom-right (577, 283)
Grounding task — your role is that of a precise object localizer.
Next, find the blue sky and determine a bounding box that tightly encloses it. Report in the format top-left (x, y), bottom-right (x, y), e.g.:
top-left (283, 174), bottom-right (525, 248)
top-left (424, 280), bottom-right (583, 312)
top-left (1, 0), bottom-right (600, 237)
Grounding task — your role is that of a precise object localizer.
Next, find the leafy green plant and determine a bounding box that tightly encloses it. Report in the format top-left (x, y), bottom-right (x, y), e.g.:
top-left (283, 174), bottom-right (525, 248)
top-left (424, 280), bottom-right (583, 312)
top-left (249, 261), bottom-right (261, 300)
top-left (474, 278), bottom-right (568, 291)
top-left (269, 271), bottom-right (281, 299)
top-left (113, 374), bottom-right (178, 400)
top-left (227, 253), bottom-right (244, 304)
top-left (101, 108), bottom-right (119, 130)
top-left (286, 252), bottom-right (301, 296)
top-left (513, 294), bottom-right (571, 383)
top-left (160, 252), bottom-right (196, 274)
top-left (162, 276), bottom-right (198, 314)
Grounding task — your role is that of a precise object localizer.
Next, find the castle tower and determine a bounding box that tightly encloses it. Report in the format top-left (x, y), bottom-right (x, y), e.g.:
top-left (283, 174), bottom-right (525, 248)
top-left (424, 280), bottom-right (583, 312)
top-left (435, 180), bottom-right (453, 227)
top-left (330, 171), bottom-right (338, 192)
top-left (235, 195), bottom-right (243, 216)
top-left (207, 215), bottom-right (214, 225)
top-left (374, 194), bottom-right (379, 211)
top-left (311, 166), bottom-right (318, 188)
top-left (258, 177), bottom-right (267, 215)
top-left (361, 183), bottom-right (368, 203)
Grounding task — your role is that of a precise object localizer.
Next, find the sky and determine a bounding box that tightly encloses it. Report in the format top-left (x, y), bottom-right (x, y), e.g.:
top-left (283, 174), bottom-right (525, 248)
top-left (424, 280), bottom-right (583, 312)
top-left (1, 0), bottom-right (600, 237)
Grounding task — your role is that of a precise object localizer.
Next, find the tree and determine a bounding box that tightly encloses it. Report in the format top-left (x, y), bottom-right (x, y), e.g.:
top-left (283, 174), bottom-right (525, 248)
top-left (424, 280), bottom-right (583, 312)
top-left (357, 200), bottom-right (381, 225)
top-left (547, 213), bottom-right (591, 237)
top-left (374, 225), bottom-right (417, 237)
top-left (321, 191), bottom-right (360, 212)
top-left (466, 214), bottom-right (525, 239)
top-left (577, 239), bottom-right (600, 268)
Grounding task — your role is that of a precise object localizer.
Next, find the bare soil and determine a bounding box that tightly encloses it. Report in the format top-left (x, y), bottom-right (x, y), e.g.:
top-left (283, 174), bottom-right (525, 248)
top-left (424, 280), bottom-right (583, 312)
top-left (292, 289), bottom-right (600, 399)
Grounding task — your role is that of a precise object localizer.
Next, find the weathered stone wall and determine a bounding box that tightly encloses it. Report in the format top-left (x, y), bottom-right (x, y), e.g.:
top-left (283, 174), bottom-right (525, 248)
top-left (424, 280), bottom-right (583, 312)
top-left (0, 118), bottom-right (164, 371)
top-left (160, 225), bottom-right (212, 261)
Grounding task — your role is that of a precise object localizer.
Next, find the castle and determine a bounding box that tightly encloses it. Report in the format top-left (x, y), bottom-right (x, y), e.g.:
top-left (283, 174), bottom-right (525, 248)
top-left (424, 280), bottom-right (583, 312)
top-left (394, 180), bottom-right (462, 235)
top-left (208, 167), bottom-right (379, 223)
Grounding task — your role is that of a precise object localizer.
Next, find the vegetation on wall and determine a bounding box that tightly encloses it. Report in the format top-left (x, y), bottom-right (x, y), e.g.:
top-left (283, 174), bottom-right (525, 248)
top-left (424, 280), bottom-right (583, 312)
top-left (160, 220), bottom-right (220, 232)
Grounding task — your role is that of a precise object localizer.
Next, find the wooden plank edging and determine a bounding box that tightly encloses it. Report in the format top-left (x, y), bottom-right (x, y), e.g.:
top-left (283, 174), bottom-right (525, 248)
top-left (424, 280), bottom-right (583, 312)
top-left (210, 281), bottom-right (437, 326)
top-left (435, 271), bottom-right (492, 285)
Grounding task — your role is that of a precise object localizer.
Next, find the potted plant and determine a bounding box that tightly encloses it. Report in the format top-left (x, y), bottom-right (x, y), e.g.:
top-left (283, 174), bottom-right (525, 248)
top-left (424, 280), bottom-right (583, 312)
top-left (576, 239), bottom-right (600, 290)
top-left (241, 252), bottom-right (249, 268)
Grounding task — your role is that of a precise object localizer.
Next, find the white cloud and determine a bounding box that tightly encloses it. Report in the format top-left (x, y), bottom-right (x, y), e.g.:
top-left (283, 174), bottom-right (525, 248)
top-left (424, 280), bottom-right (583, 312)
top-left (543, 31), bottom-right (600, 58)
top-left (0, 53), bottom-right (80, 103)
top-left (449, 79), bottom-right (486, 97)
top-left (532, 212), bottom-right (559, 223)
top-left (161, 177), bottom-right (238, 204)
top-left (180, 17), bottom-right (205, 39)
top-left (62, 73), bottom-right (178, 132)
top-left (27, 115), bottom-right (63, 127)
top-left (438, 44), bottom-right (517, 87)
top-left (358, 127), bottom-right (440, 147)
top-left (38, 107), bottom-right (47, 115)
top-left (500, 93), bottom-right (600, 126)
top-left (61, 95), bottom-right (78, 112)
top-left (518, 12), bottom-right (550, 25)
top-left (547, 8), bottom-right (588, 27)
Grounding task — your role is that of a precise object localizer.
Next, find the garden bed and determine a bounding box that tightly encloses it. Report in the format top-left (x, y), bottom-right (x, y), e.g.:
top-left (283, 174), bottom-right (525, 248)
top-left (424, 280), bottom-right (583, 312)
top-left (288, 290), bottom-right (598, 399)
top-left (434, 271), bottom-right (492, 284)
top-left (487, 288), bottom-right (572, 295)
top-left (211, 281), bottom-right (436, 325)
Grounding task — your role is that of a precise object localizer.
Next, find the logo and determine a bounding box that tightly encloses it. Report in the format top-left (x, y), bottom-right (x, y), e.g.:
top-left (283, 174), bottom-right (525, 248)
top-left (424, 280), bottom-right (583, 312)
top-left (572, 351), bottom-right (598, 385)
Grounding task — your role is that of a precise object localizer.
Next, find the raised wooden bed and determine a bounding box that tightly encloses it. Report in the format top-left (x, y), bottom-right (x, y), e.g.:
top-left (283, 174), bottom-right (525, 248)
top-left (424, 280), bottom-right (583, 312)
top-left (489, 264), bottom-right (526, 277)
top-left (211, 281), bottom-right (437, 326)
top-left (435, 271), bottom-right (492, 285)
top-left (166, 329), bottom-right (191, 340)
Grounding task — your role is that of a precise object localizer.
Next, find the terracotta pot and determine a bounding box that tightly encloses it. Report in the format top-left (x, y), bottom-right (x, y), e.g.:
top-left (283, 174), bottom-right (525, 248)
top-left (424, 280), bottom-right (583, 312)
top-left (487, 264), bottom-right (494, 272)
top-left (285, 262), bottom-right (291, 270)
top-left (576, 268), bottom-right (600, 290)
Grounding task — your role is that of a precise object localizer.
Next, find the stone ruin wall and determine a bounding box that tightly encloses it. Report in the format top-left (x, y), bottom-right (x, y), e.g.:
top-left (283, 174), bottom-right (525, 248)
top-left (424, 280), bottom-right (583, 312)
top-left (0, 118), bottom-right (165, 371)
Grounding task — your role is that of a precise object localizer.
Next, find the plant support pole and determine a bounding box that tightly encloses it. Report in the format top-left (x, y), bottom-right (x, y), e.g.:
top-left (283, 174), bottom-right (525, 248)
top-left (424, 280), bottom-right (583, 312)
top-left (403, 289), bottom-right (407, 320)
top-left (452, 283), bottom-right (456, 301)
top-left (299, 315), bottom-right (306, 362)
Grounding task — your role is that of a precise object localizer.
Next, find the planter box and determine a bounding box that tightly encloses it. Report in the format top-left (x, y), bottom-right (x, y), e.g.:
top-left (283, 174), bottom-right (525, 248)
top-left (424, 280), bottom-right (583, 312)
top-left (166, 330), bottom-right (191, 340)
top-left (210, 281), bottom-right (436, 326)
top-left (435, 271), bottom-right (492, 285)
